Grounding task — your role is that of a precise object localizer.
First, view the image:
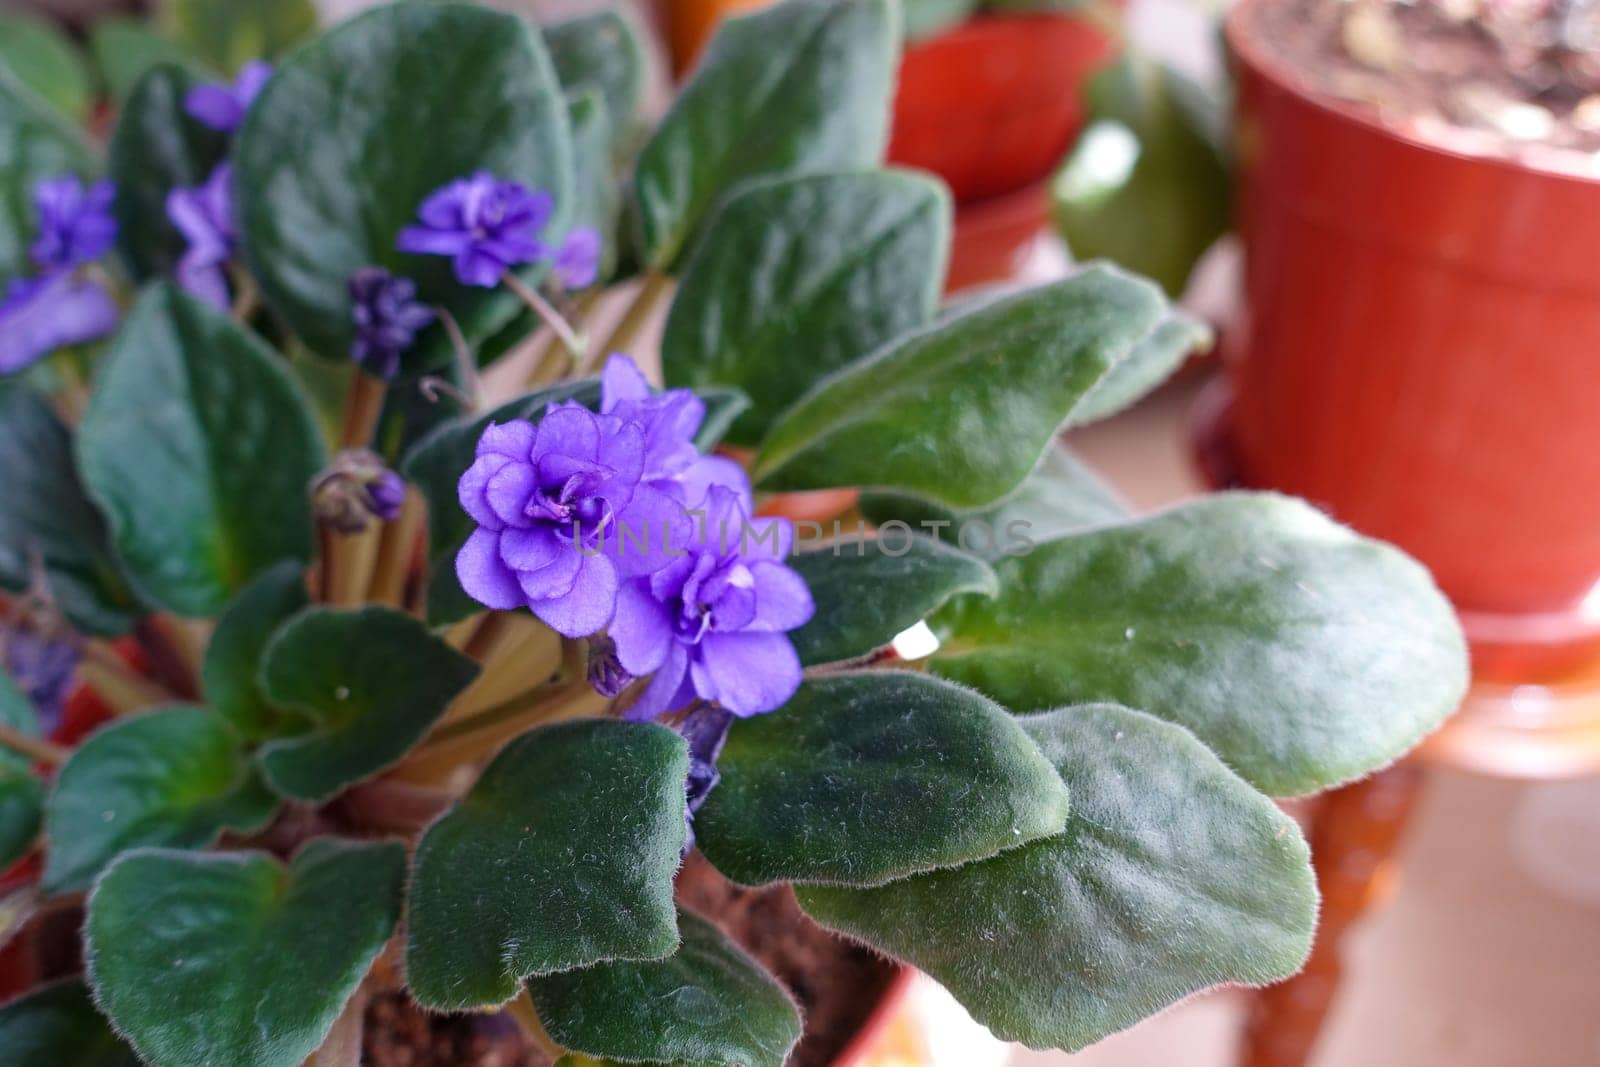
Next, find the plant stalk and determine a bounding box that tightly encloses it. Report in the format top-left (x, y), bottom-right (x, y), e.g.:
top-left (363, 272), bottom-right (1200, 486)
top-left (366, 491), bottom-right (426, 607)
top-left (320, 524), bottom-right (381, 607)
top-left (393, 681), bottom-right (606, 786)
top-left (339, 370), bottom-right (387, 450)
top-left (0, 725), bottom-right (66, 766)
top-left (503, 272), bottom-right (586, 363)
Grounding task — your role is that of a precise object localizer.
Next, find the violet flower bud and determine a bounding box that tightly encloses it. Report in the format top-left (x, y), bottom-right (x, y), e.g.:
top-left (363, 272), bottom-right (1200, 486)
top-left (313, 449), bottom-right (406, 534)
top-left (29, 176), bottom-right (116, 273)
top-left (1, 624), bottom-right (80, 736)
top-left (184, 60), bottom-right (273, 133)
top-left (166, 162), bottom-right (237, 311)
top-left (551, 226), bottom-right (601, 291)
top-left (585, 636), bottom-right (634, 698)
top-left (349, 267), bottom-right (435, 380)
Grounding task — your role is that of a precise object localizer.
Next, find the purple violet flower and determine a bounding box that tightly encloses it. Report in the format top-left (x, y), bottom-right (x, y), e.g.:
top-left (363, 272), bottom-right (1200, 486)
top-left (1, 626), bottom-right (80, 736)
top-left (615, 485), bottom-right (813, 721)
top-left (456, 404), bottom-right (688, 638)
top-left (396, 172), bottom-right (553, 288)
top-left (29, 176), bottom-right (117, 272)
top-left (184, 61), bottom-right (273, 133)
top-left (166, 162), bottom-right (236, 311)
top-left (552, 226), bottom-right (601, 290)
top-left (600, 354), bottom-right (749, 503)
top-left (0, 272), bottom-right (118, 375)
top-left (349, 267), bottom-right (435, 380)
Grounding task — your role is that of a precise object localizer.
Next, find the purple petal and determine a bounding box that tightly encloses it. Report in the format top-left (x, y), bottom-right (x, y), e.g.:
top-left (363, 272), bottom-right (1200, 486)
top-left (477, 420), bottom-right (536, 459)
top-left (553, 227), bottom-right (601, 289)
top-left (0, 273), bottom-right (118, 375)
top-left (679, 455), bottom-right (751, 507)
top-left (515, 540), bottom-right (582, 602)
top-left (535, 404), bottom-right (602, 463)
top-left (457, 528), bottom-right (524, 610)
top-left (531, 552), bottom-right (617, 637)
top-left (184, 83), bottom-right (243, 131)
top-left (691, 632), bottom-right (802, 717)
top-left (611, 484), bottom-right (691, 578)
top-left (623, 640), bottom-right (693, 722)
top-left (458, 453), bottom-right (512, 530)
top-left (609, 580), bottom-right (674, 675)
top-left (453, 248), bottom-right (505, 288)
top-left (397, 225), bottom-right (466, 257)
top-left (484, 460), bottom-right (538, 527)
top-left (600, 353), bottom-right (651, 412)
top-left (175, 253), bottom-right (230, 311)
top-left (498, 524), bottom-right (564, 576)
top-left (748, 561), bottom-right (815, 632)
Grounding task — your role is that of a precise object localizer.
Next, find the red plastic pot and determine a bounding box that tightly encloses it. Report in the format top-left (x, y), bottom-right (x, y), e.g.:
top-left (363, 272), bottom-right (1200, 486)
top-left (888, 12), bottom-right (1118, 204)
top-left (1215, 0), bottom-right (1600, 672)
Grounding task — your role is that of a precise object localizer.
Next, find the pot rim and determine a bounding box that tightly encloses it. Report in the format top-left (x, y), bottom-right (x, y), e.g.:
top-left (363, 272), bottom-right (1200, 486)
top-left (1225, 0), bottom-right (1600, 188)
top-left (828, 964), bottom-right (919, 1067)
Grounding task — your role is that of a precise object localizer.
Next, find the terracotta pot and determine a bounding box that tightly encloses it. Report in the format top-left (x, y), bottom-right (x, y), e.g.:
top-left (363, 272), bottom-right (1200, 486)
top-left (1216, 0), bottom-right (1600, 671)
top-left (662, 0), bottom-right (774, 77)
top-left (888, 12), bottom-right (1118, 204)
top-left (945, 178), bottom-right (1054, 293)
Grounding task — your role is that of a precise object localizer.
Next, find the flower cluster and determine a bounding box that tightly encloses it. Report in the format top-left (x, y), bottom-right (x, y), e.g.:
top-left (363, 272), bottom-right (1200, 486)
top-left (0, 176), bottom-right (120, 375)
top-left (166, 65), bottom-right (272, 311)
top-left (457, 355), bottom-right (813, 720)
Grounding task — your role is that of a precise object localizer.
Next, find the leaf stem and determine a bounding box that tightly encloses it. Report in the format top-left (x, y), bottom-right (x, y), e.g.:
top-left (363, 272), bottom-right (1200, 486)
top-left (507, 990), bottom-right (565, 1060)
top-left (340, 370), bottom-right (388, 450)
top-left (503, 272), bottom-right (586, 363)
top-left (394, 681), bottom-right (606, 786)
top-left (78, 652), bottom-right (173, 714)
top-left (526, 289), bottom-right (602, 386)
top-left (436, 306), bottom-right (482, 410)
top-left (132, 616), bottom-right (201, 699)
top-left (366, 490), bottom-right (425, 608)
top-left (596, 270), bottom-right (671, 359)
top-left (320, 524), bottom-right (381, 607)
top-left (0, 725), bottom-right (66, 767)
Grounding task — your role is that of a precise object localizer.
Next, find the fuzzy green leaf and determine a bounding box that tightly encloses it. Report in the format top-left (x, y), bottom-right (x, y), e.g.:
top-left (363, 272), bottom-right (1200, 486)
top-left (108, 64), bottom-right (230, 280)
top-left (0, 63), bottom-right (93, 285)
top-left (91, 19), bottom-right (206, 102)
top-left (543, 7), bottom-right (648, 153)
top-left (402, 379), bottom-right (601, 625)
top-left (662, 170), bottom-right (948, 445)
top-left (0, 383), bottom-right (141, 635)
top-left (0, 13), bottom-right (93, 123)
top-left (0, 669), bottom-right (44, 871)
top-left (931, 493), bottom-right (1469, 795)
top-left (87, 839), bottom-right (404, 1067)
top-left (527, 909), bottom-right (801, 1067)
top-left (752, 265), bottom-right (1169, 507)
top-left (407, 719), bottom-right (687, 1011)
top-left (236, 1), bottom-right (571, 368)
top-left (0, 980), bottom-right (138, 1066)
top-left (255, 606), bottom-right (478, 802)
top-left (633, 0), bottom-right (897, 268)
top-left (1065, 301), bottom-right (1210, 428)
top-left (200, 561), bottom-right (309, 741)
top-left (787, 533), bottom-right (996, 665)
top-left (696, 671), bottom-right (1067, 886)
top-left (859, 445), bottom-right (1131, 560)
top-left (800, 703), bottom-right (1317, 1052)
top-left (564, 90), bottom-right (620, 287)
top-left (42, 707), bottom-right (278, 893)
top-left (77, 284), bottom-right (325, 618)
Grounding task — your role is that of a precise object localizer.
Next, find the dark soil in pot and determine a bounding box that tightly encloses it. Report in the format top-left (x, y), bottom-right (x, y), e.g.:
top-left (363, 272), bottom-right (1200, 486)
top-left (360, 853), bottom-right (897, 1066)
top-left (1252, 0), bottom-right (1600, 169)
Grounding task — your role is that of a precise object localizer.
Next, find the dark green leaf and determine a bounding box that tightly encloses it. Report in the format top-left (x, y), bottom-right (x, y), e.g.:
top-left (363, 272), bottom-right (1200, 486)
top-left (788, 533), bottom-right (995, 665)
top-left (0, 13), bottom-right (93, 123)
top-left (1064, 297), bottom-right (1210, 428)
top-left (0, 63), bottom-right (93, 283)
top-left (0, 669), bottom-right (44, 871)
top-left (931, 493), bottom-right (1469, 795)
top-left (401, 379), bottom-right (601, 625)
top-left (0, 980), bottom-right (139, 1067)
top-left (236, 2), bottom-right (572, 367)
top-left (633, 0), bottom-right (897, 268)
top-left (543, 7), bottom-right (648, 154)
top-left (200, 561), bottom-right (309, 740)
top-left (42, 706), bottom-right (278, 893)
top-left (87, 838), bottom-right (404, 1067)
top-left (0, 383), bottom-right (140, 635)
top-left (77, 284), bottom-right (326, 618)
top-left (527, 908), bottom-right (801, 1067)
top-left (799, 703), bottom-right (1317, 1052)
top-left (90, 18), bottom-right (206, 102)
top-left (859, 445), bottom-right (1130, 560)
top-left (752, 265), bottom-right (1168, 508)
top-left (564, 89), bottom-right (619, 287)
top-left (164, 0), bottom-right (317, 73)
top-left (663, 170), bottom-right (948, 445)
top-left (697, 671), bottom-right (1068, 887)
top-left (108, 64), bottom-right (231, 280)
top-left (255, 606), bottom-right (478, 802)
top-left (693, 388), bottom-right (751, 452)
top-left (407, 719), bottom-right (687, 1011)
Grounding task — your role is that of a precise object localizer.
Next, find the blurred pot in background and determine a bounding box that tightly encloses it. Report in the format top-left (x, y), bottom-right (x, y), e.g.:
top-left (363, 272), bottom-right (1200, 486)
top-left (1205, 0), bottom-right (1600, 677)
top-left (662, 0), bottom-right (1121, 290)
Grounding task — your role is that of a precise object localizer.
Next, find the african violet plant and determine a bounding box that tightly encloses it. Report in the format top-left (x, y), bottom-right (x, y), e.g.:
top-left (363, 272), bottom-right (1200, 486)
top-left (0, 0), bottom-right (1467, 1064)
